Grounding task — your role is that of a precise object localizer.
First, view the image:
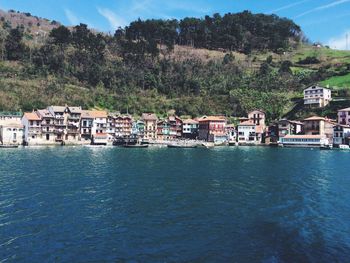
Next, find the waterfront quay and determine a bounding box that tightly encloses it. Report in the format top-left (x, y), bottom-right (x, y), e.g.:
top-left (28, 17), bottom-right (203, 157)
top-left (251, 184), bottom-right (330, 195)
top-left (1, 85), bottom-right (350, 149)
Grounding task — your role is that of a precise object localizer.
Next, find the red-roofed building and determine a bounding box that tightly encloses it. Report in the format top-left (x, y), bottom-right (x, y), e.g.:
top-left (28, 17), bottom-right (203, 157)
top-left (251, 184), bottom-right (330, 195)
top-left (22, 112), bottom-right (42, 145)
top-left (303, 116), bottom-right (335, 144)
top-left (198, 116), bottom-right (227, 142)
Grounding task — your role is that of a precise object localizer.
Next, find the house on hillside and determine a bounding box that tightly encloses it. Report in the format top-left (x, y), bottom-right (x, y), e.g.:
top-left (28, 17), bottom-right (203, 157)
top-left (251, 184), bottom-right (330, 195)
top-left (0, 122), bottom-right (24, 146)
top-left (303, 85), bottom-right (331, 108)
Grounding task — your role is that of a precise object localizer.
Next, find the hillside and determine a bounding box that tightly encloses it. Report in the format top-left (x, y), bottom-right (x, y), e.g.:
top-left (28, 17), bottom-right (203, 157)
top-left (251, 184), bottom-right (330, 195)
top-left (0, 9), bottom-right (350, 122)
top-left (0, 9), bottom-right (59, 43)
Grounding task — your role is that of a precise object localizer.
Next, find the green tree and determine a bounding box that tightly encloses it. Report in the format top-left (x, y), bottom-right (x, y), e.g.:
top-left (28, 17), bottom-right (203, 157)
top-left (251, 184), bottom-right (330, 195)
top-left (5, 28), bottom-right (27, 60)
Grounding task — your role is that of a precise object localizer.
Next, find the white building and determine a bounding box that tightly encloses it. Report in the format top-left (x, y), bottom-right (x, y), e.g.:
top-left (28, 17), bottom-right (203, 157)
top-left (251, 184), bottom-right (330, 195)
top-left (91, 111), bottom-right (108, 145)
top-left (0, 122), bottom-right (24, 145)
top-left (80, 110), bottom-right (108, 144)
top-left (182, 119), bottom-right (199, 139)
top-left (280, 135), bottom-right (329, 147)
top-left (0, 112), bottom-right (22, 123)
top-left (304, 85), bottom-right (332, 108)
top-left (22, 112), bottom-right (43, 145)
top-left (333, 124), bottom-right (350, 146)
top-left (337, 107), bottom-right (350, 126)
top-left (237, 121), bottom-right (258, 144)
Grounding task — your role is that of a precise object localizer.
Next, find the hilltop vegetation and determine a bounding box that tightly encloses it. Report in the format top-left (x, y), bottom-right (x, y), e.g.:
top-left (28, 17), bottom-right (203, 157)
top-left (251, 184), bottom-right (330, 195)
top-left (0, 9), bottom-right (349, 122)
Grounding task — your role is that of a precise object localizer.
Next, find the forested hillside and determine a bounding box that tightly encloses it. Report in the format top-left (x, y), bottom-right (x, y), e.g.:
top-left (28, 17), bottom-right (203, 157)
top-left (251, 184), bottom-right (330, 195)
top-left (0, 9), bottom-right (349, 122)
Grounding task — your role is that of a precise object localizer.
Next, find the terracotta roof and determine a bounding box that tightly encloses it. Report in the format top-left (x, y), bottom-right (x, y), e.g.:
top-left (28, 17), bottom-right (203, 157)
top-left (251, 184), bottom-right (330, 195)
top-left (68, 107), bottom-right (82, 114)
top-left (49, 106), bottom-right (66, 112)
top-left (338, 107), bottom-right (350, 112)
top-left (198, 116), bottom-right (226, 122)
top-left (142, 113), bottom-right (158, 121)
top-left (183, 119), bottom-right (198, 124)
top-left (37, 109), bottom-right (53, 118)
top-left (81, 110), bottom-right (94, 118)
top-left (23, 112), bottom-right (41, 121)
top-left (81, 110), bottom-right (107, 118)
top-left (90, 110), bottom-right (108, 118)
top-left (304, 116), bottom-right (326, 121)
top-left (238, 120), bottom-right (255, 126)
top-left (283, 135), bottom-right (325, 139)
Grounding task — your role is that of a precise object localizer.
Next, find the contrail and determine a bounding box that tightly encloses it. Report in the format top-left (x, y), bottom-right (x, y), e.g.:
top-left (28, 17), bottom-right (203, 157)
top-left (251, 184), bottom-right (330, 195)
top-left (295, 0), bottom-right (350, 18)
top-left (269, 0), bottom-right (311, 13)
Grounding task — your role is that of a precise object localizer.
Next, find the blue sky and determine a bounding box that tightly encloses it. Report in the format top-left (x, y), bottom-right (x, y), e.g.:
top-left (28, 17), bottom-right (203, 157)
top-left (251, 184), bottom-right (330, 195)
top-left (1, 0), bottom-right (350, 49)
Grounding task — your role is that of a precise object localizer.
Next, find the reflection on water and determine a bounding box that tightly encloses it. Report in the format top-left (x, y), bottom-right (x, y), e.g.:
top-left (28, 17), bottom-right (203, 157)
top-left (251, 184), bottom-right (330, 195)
top-left (0, 147), bottom-right (350, 262)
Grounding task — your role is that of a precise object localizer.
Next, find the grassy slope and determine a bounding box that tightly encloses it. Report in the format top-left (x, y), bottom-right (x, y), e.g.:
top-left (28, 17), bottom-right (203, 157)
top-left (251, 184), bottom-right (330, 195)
top-left (1, 45), bottom-right (350, 119)
top-left (321, 73), bottom-right (350, 89)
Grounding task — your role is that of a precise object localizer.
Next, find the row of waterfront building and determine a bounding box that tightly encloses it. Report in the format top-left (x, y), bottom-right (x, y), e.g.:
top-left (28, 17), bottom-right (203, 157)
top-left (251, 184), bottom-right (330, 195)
top-left (1, 105), bottom-right (350, 148)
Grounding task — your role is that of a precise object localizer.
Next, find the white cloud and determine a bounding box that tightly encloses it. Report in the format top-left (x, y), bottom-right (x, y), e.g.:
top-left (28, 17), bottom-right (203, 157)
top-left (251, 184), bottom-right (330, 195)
top-left (328, 30), bottom-right (350, 50)
top-left (97, 7), bottom-right (127, 30)
top-left (64, 8), bottom-right (79, 25)
top-left (269, 0), bottom-right (311, 13)
top-left (295, 0), bottom-right (350, 18)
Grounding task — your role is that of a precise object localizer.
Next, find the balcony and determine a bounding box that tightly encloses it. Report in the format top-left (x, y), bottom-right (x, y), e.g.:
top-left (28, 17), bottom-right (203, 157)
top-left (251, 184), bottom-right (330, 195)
top-left (54, 129), bottom-right (64, 134)
top-left (67, 129), bottom-right (79, 134)
top-left (68, 115), bottom-right (80, 120)
top-left (55, 115), bottom-right (64, 119)
top-left (68, 122), bottom-right (80, 128)
top-left (55, 122), bottom-right (66, 126)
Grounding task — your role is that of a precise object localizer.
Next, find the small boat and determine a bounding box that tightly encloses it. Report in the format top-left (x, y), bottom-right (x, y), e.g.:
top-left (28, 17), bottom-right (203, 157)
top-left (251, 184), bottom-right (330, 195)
top-left (167, 144), bottom-right (197, 148)
top-left (123, 144), bottom-right (149, 148)
top-left (0, 144), bottom-right (19, 148)
top-left (338, 144), bottom-right (350, 150)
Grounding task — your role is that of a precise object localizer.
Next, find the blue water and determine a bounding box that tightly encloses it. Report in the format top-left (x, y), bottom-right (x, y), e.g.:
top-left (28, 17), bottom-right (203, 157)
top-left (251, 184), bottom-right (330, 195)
top-left (1, 147), bottom-right (350, 262)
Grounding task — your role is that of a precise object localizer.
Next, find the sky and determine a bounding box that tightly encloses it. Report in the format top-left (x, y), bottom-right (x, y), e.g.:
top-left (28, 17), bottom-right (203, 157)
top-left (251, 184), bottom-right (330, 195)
top-left (1, 0), bottom-right (350, 50)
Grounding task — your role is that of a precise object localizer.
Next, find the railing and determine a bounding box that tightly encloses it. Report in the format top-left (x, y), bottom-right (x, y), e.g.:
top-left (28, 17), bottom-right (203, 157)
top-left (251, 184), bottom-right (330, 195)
top-left (68, 116), bottom-right (80, 120)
